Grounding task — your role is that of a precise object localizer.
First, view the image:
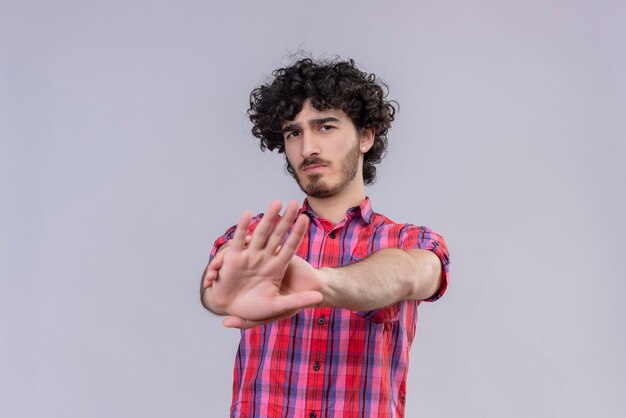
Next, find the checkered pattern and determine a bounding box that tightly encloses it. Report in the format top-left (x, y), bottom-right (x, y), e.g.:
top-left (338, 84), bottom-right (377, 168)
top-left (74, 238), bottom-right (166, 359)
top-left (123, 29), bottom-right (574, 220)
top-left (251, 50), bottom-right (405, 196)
top-left (210, 198), bottom-right (450, 418)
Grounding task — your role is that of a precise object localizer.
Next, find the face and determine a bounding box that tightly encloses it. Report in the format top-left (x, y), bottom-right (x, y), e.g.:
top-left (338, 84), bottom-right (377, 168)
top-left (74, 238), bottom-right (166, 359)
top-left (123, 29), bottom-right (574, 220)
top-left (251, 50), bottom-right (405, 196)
top-left (282, 100), bottom-right (371, 198)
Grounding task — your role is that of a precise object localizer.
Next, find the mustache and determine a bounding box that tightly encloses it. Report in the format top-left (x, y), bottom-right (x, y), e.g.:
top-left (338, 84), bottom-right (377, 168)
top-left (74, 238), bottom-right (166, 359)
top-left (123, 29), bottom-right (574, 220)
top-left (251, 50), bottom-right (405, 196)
top-left (299, 157), bottom-right (331, 171)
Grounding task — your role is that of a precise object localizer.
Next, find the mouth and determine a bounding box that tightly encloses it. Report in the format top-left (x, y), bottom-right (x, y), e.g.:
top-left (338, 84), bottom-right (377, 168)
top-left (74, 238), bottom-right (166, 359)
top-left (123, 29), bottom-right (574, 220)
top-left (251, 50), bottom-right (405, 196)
top-left (302, 164), bottom-right (326, 173)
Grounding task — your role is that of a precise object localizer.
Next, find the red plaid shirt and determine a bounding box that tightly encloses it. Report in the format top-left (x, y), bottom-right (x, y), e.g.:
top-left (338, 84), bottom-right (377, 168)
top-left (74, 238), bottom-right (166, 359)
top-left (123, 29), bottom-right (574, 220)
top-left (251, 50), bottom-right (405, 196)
top-left (210, 198), bottom-right (450, 418)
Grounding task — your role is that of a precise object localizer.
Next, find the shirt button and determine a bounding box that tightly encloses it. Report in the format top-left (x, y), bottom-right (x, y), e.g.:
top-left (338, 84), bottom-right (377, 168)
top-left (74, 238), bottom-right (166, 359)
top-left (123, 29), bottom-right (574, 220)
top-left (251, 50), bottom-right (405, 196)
top-left (318, 316), bottom-right (325, 325)
top-left (309, 413), bottom-right (317, 418)
top-left (313, 361), bottom-right (320, 371)
top-left (329, 231), bottom-right (336, 239)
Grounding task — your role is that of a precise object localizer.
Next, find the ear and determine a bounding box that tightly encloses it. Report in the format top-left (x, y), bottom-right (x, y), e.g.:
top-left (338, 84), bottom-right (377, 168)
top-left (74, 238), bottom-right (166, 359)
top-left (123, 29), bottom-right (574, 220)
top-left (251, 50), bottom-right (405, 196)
top-left (359, 127), bottom-right (375, 153)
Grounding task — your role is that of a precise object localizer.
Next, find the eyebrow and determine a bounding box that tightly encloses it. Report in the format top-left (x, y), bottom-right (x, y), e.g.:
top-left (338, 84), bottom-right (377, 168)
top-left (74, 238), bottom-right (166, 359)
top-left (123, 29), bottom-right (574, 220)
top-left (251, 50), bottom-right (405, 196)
top-left (282, 117), bottom-right (341, 133)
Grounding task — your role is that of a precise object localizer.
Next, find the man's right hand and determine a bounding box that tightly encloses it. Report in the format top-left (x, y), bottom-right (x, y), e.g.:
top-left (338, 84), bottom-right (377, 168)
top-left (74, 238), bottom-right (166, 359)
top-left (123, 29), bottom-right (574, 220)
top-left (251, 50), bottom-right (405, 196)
top-left (201, 200), bottom-right (323, 322)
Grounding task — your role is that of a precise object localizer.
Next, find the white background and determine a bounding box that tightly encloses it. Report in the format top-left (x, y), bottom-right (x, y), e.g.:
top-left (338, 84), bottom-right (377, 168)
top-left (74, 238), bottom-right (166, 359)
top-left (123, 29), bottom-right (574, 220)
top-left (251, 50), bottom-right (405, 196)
top-left (1, 1), bottom-right (624, 417)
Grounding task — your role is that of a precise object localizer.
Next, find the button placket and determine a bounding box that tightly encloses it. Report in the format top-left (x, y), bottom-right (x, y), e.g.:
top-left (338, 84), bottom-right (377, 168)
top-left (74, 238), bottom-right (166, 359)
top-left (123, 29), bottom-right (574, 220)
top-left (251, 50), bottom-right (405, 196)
top-left (305, 219), bottom-right (339, 416)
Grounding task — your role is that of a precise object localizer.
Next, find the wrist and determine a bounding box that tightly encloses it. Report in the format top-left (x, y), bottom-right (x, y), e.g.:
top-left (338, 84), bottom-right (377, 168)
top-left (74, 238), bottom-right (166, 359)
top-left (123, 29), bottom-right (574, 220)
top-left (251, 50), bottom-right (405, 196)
top-left (317, 267), bottom-right (336, 307)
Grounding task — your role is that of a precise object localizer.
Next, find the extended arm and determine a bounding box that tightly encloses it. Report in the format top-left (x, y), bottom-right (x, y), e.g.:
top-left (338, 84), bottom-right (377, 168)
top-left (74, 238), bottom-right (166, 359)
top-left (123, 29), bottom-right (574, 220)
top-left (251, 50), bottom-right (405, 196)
top-left (200, 201), bottom-right (444, 329)
top-left (319, 247), bottom-right (442, 311)
top-left (220, 246), bottom-right (442, 329)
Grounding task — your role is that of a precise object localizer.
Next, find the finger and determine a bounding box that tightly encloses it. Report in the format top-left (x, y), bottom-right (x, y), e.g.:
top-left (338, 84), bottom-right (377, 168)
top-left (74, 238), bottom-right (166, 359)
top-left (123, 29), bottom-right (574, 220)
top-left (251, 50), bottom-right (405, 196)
top-left (201, 264), bottom-right (216, 289)
top-left (201, 249), bottom-right (227, 288)
top-left (202, 261), bottom-right (221, 288)
top-left (265, 200), bottom-right (300, 253)
top-left (209, 249), bottom-right (226, 269)
top-left (202, 269), bottom-right (216, 289)
top-left (248, 200), bottom-right (282, 250)
top-left (223, 316), bottom-right (265, 329)
top-left (276, 213), bottom-right (309, 263)
top-left (222, 316), bottom-right (249, 329)
top-left (231, 210), bottom-right (253, 250)
top-left (273, 290), bottom-right (323, 313)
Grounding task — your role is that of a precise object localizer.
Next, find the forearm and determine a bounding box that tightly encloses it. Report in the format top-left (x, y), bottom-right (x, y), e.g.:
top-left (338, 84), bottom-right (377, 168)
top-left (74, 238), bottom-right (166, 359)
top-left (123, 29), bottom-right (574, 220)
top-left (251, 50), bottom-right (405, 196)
top-left (319, 248), bottom-right (442, 311)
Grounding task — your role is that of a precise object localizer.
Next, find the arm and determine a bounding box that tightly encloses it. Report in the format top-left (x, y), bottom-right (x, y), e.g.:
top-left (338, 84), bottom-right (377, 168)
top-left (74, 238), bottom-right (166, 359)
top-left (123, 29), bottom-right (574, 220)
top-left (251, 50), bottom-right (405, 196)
top-left (201, 201), bottom-right (446, 329)
top-left (319, 248), bottom-right (442, 311)
top-left (221, 247), bottom-right (443, 329)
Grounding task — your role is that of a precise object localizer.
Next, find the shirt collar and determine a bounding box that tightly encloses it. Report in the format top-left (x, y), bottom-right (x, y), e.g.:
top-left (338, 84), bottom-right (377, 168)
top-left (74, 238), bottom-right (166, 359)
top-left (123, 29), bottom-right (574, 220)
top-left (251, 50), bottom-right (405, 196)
top-left (299, 196), bottom-right (373, 224)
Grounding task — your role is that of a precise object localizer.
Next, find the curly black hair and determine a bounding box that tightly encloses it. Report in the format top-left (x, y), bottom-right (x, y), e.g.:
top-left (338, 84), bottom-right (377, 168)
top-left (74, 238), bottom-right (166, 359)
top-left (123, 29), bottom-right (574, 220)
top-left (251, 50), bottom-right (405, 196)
top-left (248, 57), bottom-right (397, 185)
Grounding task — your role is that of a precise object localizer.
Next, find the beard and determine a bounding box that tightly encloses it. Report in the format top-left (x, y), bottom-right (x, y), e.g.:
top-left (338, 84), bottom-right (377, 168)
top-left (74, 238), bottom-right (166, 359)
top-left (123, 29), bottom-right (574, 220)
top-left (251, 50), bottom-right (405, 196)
top-left (288, 140), bottom-right (361, 198)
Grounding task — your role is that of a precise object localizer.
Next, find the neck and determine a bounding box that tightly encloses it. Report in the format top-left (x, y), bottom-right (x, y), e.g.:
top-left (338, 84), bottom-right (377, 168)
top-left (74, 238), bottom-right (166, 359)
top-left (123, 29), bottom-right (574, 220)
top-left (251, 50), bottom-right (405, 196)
top-left (306, 182), bottom-right (366, 225)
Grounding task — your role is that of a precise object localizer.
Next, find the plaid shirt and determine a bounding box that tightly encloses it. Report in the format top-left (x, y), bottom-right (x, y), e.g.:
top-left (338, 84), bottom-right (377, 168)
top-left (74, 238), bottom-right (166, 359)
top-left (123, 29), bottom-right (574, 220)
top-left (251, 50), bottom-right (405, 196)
top-left (210, 198), bottom-right (450, 418)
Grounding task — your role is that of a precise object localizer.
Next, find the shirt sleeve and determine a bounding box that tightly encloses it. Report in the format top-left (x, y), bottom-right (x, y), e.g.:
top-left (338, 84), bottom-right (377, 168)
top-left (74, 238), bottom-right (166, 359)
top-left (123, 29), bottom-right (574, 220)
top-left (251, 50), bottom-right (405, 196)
top-left (399, 225), bottom-right (450, 302)
top-left (355, 225), bottom-right (450, 324)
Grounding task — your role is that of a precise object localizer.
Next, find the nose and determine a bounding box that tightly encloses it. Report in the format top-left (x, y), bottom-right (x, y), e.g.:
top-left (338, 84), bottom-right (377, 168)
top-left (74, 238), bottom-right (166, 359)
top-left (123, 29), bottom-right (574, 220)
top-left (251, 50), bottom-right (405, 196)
top-left (299, 130), bottom-right (320, 158)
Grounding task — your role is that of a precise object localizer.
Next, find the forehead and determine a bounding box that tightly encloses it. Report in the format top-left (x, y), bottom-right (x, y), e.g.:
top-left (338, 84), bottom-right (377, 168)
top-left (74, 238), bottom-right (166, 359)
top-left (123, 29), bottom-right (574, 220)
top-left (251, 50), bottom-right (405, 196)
top-left (282, 99), bottom-right (350, 126)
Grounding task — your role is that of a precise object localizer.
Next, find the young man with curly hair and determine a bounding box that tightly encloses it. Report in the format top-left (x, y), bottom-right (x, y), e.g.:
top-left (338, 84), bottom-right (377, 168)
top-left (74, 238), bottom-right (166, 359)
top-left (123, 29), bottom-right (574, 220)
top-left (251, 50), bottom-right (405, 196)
top-left (200, 58), bottom-right (450, 418)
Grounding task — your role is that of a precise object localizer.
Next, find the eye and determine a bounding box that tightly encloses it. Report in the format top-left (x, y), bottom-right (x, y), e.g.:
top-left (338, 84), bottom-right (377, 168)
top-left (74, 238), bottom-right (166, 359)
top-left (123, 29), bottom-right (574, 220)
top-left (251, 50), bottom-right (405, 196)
top-left (320, 125), bottom-right (334, 132)
top-left (285, 130), bottom-right (300, 139)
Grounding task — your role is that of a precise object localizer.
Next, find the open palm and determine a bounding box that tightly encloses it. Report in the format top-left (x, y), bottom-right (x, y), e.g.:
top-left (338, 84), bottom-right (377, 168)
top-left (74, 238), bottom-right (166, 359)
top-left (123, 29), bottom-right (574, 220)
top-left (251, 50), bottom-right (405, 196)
top-left (208, 201), bottom-right (323, 322)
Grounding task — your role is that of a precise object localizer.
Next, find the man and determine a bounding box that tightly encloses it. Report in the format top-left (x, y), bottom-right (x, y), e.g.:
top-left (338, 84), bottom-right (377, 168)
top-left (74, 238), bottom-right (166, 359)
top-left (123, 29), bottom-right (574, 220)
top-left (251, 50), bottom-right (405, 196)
top-left (200, 57), bottom-right (450, 418)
